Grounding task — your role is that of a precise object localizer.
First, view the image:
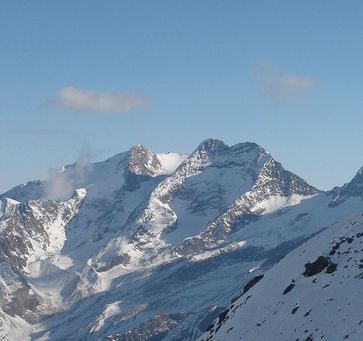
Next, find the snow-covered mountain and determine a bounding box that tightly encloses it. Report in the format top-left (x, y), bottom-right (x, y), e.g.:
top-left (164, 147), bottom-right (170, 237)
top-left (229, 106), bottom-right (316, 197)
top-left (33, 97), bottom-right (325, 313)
top-left (0, 139), bottom-right (362, 340)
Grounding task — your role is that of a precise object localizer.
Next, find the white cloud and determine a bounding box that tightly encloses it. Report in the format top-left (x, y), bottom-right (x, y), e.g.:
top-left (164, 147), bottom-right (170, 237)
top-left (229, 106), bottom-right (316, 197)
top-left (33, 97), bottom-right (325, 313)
top-left (254, 63), bottom-right (317, 100)
top-left (262, 74), bottom-right (316, 98)
top-left (57, 87), bottom-right (147, 113)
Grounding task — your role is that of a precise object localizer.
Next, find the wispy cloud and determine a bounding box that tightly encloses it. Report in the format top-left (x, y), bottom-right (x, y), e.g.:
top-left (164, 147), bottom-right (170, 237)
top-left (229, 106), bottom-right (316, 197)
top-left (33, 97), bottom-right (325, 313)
top-left (57, 87), bottom-right (147, 113)
top-left (254, 62), bottom-right (317, 100)
top-left (8, 128), bottom-right (71, 136)
top-left (45, 141), bottom-right (92, 201)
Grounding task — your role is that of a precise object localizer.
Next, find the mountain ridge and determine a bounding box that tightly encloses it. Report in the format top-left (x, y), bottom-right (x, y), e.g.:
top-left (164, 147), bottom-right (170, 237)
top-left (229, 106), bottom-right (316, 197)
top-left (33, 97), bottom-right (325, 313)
top-left (0, 138), bottom-right (362, 340)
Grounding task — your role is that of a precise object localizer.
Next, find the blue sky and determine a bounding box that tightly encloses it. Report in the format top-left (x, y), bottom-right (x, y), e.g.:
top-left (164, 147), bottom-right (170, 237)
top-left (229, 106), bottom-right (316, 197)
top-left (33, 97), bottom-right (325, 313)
top-left (1, 0), bottom-right (363, 193)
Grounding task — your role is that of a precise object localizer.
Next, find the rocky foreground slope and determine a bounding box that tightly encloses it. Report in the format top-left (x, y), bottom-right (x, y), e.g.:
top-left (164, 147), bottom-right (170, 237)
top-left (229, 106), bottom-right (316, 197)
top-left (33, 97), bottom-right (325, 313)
top-left (0, 139), bottom-right (362, 340)
top-left (200, 210), bottom-right (363, 341)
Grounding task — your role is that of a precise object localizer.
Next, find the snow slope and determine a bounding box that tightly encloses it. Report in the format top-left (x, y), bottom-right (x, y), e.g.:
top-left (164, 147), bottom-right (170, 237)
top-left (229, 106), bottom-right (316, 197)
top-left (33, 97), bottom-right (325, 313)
top-left (156, 152), bottom-right (189, 174)
top-left (200, 211), bottom-right (363, 341)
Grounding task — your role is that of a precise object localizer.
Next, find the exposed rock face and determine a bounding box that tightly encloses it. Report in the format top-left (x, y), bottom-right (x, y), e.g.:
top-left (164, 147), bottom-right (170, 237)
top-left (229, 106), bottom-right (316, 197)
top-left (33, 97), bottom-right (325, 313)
top-left (303, 256), bottom-right (330, 276)
top-left (329, 167), bottom-right (363, 206)
top-left (243, 275), bottom-right (264, 294)
top-left (124, 145), bottom-right (164, 191)
top-left (0, 139), bottom-right (362, 340)
top-left (102, 313), bottom-right (190, 341)
top-left (127, 145), bottom-right (163, 177)
top-left (0, 190), bottom-right (85, 271)
top-left (0, 262), bottom-right (42, 323)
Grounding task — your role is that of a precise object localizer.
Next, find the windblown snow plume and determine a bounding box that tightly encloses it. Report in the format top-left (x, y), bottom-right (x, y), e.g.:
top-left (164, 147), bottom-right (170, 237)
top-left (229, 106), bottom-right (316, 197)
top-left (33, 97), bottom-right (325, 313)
top-left (45, 143), bottom-right (92, 200)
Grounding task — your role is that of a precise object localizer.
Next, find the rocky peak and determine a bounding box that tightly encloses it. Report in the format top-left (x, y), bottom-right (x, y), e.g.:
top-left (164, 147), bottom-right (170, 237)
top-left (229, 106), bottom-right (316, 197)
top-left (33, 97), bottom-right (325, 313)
top-left (229, 141), bottom-right (266, 155)
top-left (0, 180), bottom-right (45, 202)
top-left (196, 139), bottom-right (228, 154)
top-left (126, 144), bottom-right (163, 177)
top-left (191, 139), bottom-right (268, 170)
top-left (257, 158), bottom-right (320, 197)
top-left (340, 166), bottom-right (363, 197)
top-left (196, 139), bottom-right (264, 155)
top-left (329, 166), bottom-right (363, 206)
